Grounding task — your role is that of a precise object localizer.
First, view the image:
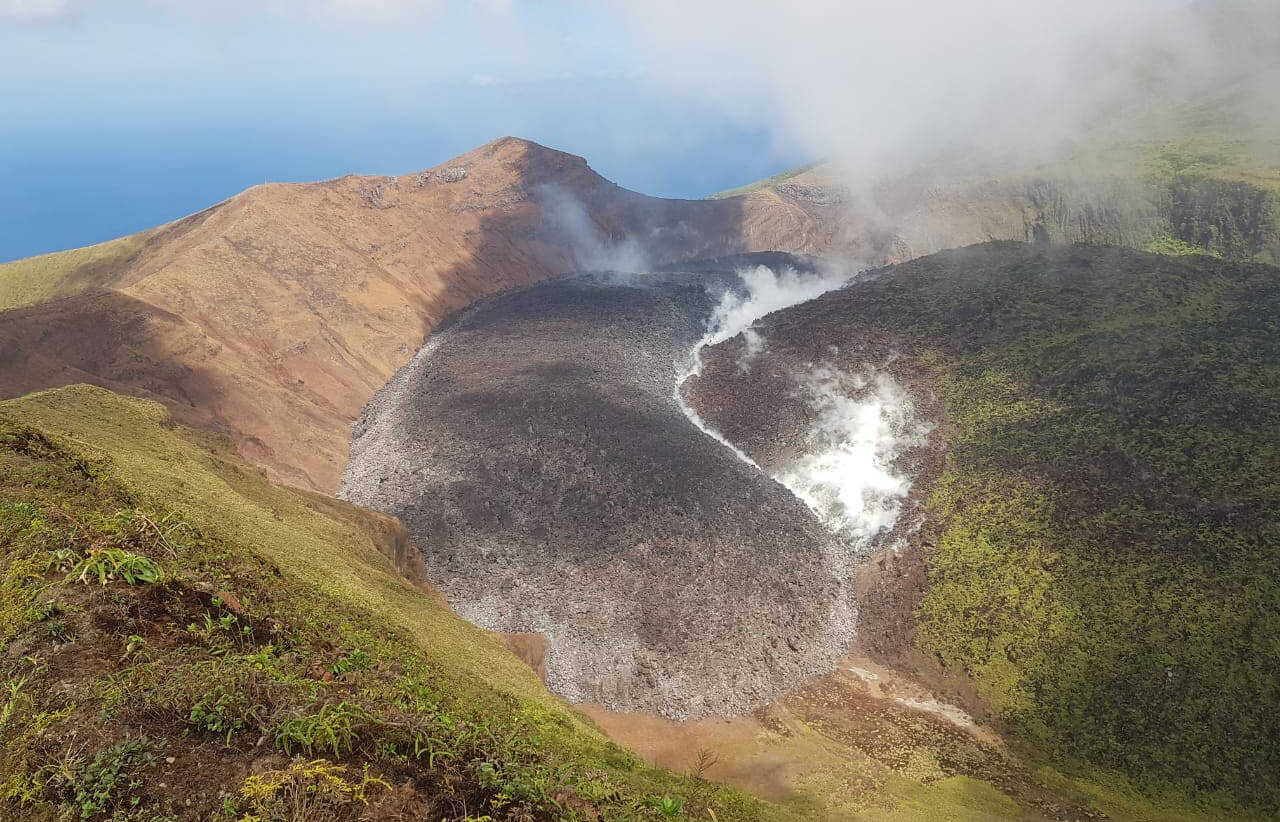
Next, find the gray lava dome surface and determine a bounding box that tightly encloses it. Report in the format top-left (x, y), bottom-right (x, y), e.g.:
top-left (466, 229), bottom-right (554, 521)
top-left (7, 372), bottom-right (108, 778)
top-left (339, 254), bottom-right (855, 717)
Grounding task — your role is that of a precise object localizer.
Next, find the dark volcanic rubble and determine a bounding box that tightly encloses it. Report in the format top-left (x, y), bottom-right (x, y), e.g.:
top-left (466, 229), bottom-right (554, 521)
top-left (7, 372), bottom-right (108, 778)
top-left (339, 255), bottom-right (856, 717)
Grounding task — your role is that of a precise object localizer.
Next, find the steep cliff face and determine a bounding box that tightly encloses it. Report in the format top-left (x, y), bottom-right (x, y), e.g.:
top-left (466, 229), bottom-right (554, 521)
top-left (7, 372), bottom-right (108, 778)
top-left (735, 134), bottom-right (1280, 266)
top-left (1165, 175), bottom-right (1279, 259)
top-left (788, 164), bottom-right (1279, 265)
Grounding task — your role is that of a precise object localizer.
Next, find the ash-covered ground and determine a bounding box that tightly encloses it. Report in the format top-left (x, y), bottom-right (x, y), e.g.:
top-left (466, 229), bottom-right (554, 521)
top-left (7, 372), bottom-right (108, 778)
top-left (340, 254), bottom-right (864, 717)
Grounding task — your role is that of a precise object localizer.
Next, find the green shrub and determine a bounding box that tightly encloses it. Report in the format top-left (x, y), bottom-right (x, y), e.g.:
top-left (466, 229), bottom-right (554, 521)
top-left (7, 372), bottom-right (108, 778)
top-left (188, 686), bottom-right (254, 744)
top-left (1145, 235), bottom-right (1221, 258)
top-left (43, 738), bottom-right (156, 820)
top-left (329, 647), bottom-right (371, 677)
top-left (237, 759), bottom-right (388, 822)
top-left (69, 548), bottom-right (161, 586)
top-left (646, 794), bottom-right (685, 819)
top-left (272, 702), bottom-right (372, 758)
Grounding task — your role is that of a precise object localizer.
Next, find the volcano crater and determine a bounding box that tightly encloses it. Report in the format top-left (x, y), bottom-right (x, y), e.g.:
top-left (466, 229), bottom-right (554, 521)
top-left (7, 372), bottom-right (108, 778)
top-left (339, 253), bottom-right (926, 717)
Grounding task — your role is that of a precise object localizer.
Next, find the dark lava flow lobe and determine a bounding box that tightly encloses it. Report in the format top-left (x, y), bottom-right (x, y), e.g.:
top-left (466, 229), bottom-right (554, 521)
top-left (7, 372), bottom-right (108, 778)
top-left (339, 256), bottom-right (854, 717)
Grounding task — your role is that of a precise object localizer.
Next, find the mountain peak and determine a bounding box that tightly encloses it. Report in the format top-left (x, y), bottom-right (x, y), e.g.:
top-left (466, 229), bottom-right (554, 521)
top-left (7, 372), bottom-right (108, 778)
top-left (415, 135), bottom-right (595, 194)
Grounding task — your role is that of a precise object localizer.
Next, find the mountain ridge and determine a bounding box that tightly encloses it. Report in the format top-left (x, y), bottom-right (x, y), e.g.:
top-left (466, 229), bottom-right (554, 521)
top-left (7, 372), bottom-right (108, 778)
top-left (0, 137), bottom-right (852, 492)
top-left (13, 134), bottom-right (1272, 493)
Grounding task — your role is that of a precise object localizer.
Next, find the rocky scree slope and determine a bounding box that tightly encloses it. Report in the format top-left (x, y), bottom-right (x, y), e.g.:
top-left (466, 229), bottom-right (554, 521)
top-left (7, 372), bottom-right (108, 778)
top-left (339, 255), bottom-right (858, 718)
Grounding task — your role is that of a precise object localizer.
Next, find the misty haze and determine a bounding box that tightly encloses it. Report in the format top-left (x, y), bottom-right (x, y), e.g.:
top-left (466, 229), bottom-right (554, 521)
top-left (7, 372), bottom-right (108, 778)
top-left (1, 2), bottom-right (1277, 821)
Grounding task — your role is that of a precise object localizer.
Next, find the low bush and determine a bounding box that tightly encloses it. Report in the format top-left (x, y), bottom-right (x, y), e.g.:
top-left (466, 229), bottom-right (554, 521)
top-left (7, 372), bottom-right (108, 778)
top-left (41, 738), bottom-right (157, 821)
top-left (237, 759), bottom-right (389, 822)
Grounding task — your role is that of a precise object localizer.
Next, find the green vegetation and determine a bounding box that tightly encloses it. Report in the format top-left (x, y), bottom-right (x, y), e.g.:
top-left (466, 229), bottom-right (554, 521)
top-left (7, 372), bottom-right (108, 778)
top-left (69, 547), bottom-right (162, 586)
top-left (1144, 235), bottom-right (1220, 258)
top-left (647, 795), bottom-right (684, 819)
top-left (0, 232), bottom-right (148, 312)
top-left (43, 739), bottom-right (159, 821)
top-left (835, 243), bottom-right (1279, 814)
top-left (709, 162), bottom-right (822, 200)
top-left (0, 386), bottom-right (772, 821)
top-left (1145, 139), bottom-right (1280, 195)
top-left (236, 759), bottom-right (389, 822)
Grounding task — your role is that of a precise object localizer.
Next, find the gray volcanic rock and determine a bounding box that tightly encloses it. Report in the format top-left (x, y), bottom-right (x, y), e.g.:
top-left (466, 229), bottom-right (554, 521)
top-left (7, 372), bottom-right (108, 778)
top-left (339, 255), bottom-right (855, 717)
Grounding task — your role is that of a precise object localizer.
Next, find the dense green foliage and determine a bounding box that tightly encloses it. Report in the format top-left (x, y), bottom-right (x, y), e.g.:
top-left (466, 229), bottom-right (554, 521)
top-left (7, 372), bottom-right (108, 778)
top-left (0, 399), bottom-right (771, 822)
top-left (1144, 235), bottom-right (1221, 258)
top-left (838, 243), bottom-right (1279, 811)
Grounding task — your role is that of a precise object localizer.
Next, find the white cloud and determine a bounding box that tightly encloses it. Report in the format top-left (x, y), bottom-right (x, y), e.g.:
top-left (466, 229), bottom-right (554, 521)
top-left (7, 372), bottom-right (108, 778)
top-left (267, 0), bottom-right (447, 23)
top-left (1, 0), bottom-right (502, 25)
top-left (1, 0), bottom-right (78, 22)
top-left (605, 0), bottom-right (1280, 184)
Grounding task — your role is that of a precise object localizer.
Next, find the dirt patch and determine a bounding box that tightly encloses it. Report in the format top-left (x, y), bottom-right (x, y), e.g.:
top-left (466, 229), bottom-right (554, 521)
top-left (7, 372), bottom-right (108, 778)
top-left (581, 654), bottom-right (1099, 820)
top-left (499, 632), bottom-right (550, 683)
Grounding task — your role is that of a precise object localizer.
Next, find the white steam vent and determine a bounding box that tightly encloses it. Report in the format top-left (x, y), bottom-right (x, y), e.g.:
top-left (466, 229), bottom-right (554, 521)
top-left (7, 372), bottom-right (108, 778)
top-left (777, 364), bottom-right (929, 551)
top-left (677, 264), bottom-right (929, 553)
top-left (675, 264), bottom-right (853, 469)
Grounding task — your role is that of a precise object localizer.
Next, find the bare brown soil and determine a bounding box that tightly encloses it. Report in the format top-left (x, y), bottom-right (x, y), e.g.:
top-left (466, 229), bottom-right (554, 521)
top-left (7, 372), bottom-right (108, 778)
top-left (499, 632), bottom-right (550, 683)
top-left (580, 652), bottom-right (1100, 820)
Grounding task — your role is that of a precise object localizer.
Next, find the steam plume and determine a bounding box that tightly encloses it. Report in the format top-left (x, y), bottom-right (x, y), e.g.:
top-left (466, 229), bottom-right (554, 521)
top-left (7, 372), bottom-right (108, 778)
top-left (777, 364), bottom-right (929, 551)
top-left (678, 265), bottom-right (929, 553)
top-left (676, 263), bottom-right (852, 468)
top-left (538, 184), bottom-right (652, 274)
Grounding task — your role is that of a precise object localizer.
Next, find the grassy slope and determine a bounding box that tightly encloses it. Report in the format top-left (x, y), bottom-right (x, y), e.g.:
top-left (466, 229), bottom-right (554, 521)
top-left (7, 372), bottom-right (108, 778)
top-left (708, 163), bottom-right (822, 200)
top-left (827, 244), bottom-right (1279, 814)
top-left (0, 385), bottom-right (773, 822)
top-left (0, 233), bottom-right (149, 312)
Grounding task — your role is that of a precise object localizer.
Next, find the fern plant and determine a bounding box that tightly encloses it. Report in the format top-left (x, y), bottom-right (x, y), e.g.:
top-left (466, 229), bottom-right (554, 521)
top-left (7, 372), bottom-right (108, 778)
top-left (68, 548), bottom-right (160, 586)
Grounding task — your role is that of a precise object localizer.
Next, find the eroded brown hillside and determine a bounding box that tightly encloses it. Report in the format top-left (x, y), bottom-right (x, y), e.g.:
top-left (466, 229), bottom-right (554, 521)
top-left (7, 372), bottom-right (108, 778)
top-left (0, 137), bottom-right (861, 491)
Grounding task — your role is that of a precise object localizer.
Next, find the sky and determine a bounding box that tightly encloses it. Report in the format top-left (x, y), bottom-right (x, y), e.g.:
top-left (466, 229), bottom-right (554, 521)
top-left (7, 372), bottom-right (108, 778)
top-left (0, 1), bottom-right (805, 262)
top-left (2, 0), bottom-right (1276, 263)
